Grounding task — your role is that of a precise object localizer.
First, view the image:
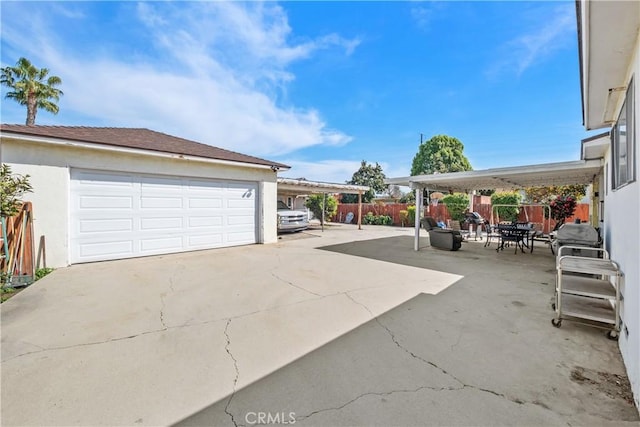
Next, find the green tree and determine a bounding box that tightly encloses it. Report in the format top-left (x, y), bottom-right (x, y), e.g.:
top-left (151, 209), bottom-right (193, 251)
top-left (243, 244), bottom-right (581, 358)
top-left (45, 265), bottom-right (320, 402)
top-left (523, 185), bottom-right (587, 204)
top-left (442, 193), bottom-right (469, 222)
top-left (305, 194), bottom-right (337, 225)
top-left (411, 135), bottom-right (473, 176)
top-left (340, 160), bottom-right (388, 203)
top-left (1, 57), bottom-right (63, 125)
top-left (399, 190), bottom-right (416, 204)
top-left (1, 164), bottom-right (32, 217)
top-left (490, 191), bottom-right (521, 222)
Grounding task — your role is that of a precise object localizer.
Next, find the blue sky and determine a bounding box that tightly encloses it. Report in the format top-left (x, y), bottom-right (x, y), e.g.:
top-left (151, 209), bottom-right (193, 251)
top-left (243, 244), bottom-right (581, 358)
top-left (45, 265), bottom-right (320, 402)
top-left (1, 1), bottom-right (596, 183)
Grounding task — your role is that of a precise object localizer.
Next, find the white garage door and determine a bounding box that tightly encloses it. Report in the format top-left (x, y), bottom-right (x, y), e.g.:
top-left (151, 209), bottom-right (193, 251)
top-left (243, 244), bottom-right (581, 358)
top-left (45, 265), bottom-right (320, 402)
top-left (70, 169), bottom-right (258, 263)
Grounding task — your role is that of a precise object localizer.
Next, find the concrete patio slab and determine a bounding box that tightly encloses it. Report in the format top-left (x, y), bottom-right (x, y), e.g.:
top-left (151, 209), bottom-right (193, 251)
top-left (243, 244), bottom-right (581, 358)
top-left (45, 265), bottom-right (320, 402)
top-left (1, 224), bottom-right (638, 426)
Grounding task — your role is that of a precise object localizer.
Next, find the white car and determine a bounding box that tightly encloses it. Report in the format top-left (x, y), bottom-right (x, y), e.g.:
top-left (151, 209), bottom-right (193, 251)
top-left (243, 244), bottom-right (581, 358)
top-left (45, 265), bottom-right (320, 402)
top-left (277, 201), bottom-right (309, 233)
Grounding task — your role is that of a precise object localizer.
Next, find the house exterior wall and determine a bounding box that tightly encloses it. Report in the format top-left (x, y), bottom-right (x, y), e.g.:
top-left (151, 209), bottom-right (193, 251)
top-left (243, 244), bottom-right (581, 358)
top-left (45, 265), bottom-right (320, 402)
top-left (2, 137), bottom-right (278, 268)
top-left (602, 29), bottom-right (640, 409)
top-left (277, 194), bottom-right (308, 211)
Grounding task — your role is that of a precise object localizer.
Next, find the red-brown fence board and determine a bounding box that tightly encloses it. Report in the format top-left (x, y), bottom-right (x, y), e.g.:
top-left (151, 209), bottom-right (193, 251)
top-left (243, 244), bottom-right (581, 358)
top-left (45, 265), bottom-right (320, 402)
top-left (335, 201), bottom-right (590, 234)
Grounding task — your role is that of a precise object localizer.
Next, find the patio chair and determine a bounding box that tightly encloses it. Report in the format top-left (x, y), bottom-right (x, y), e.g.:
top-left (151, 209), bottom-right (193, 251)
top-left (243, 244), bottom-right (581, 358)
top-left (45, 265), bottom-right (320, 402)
top-left (483, 221), bottom-right (501, 247)
top-left (449, 220), bottom-right (470, 240)
top-left (421, 217), bottom-right (462, 251)
top-left (496, 223), bottom-right (527, 254)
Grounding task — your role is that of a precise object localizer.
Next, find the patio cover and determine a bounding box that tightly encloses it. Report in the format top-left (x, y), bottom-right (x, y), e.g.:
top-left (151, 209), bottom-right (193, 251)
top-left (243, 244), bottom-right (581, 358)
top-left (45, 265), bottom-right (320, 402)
top-left (386, 159), bottom-right (602, 192)
top-left (277, 178), bottom-right (369, 195)
top-left (277, 178), bottom-right (370, 230)
top-left (385, 159), bottom-right (603, 251)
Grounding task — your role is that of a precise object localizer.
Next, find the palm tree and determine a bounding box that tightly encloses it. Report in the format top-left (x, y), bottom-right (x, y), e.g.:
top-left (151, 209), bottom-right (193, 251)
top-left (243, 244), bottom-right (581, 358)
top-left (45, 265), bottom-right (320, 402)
top-left (1, 57), bottom-right (63, 125)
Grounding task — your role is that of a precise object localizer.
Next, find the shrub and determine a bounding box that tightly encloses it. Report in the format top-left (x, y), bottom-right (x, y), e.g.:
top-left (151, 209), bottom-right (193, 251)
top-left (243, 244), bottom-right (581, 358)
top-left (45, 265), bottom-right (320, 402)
top-left (305, 194), bottom-right (337, 225)
top-left (441, 193), bottom-right (469, 222)
top-left (547, 195), bottom-right (577, 226)
top-left (362, 212), bottom-right (392, 225)
top-left (407, 205), bottom-right (416, 225)
top-left (363, 212), bottom-right (375, 225)
top-left (1, 164), bottom-right (32, 217)
top-left (379, 215), bottom-right (392, 225)
top-left (35, 267), bottom-right (54, 281)
top-left (399, 210), bottom-right (409, 227)
top-left (490, 191), bottom-right (521, 222)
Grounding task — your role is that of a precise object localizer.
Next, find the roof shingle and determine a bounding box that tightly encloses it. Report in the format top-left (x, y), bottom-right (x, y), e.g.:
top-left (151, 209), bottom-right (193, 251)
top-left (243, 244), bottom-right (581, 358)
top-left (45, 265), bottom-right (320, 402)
top-left (0, 124), bottom-right (289, 169)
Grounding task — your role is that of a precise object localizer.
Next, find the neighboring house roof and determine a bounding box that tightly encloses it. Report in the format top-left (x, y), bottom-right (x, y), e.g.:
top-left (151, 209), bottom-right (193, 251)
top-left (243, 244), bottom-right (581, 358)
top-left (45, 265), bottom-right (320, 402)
top-left (0, 124), bottom-right (290, 170)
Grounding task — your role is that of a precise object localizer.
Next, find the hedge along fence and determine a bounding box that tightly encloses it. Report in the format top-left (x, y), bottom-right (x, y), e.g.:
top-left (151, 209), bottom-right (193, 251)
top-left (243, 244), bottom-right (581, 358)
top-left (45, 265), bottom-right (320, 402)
top-left (335, 202), bottom-right (589, 231)
top-left (333, 203), bottom-right (428, 226)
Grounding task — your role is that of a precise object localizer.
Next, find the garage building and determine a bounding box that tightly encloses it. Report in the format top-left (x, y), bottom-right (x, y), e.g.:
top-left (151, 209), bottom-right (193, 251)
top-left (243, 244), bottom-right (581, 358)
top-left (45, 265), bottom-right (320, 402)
top-left (0, 125), bottom-right (288, 267)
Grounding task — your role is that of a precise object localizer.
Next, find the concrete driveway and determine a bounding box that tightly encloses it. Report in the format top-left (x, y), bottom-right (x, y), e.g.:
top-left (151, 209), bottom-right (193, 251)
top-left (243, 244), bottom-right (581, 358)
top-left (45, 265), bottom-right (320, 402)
top-left (1, 225), bottom-right (638, 426)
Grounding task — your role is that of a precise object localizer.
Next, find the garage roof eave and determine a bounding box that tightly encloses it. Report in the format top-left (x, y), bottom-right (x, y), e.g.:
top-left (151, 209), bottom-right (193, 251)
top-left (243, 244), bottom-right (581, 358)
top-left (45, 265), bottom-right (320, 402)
top-left (1, 131), bottom-right (289, 171)
top-left (0, 125), bottom-right (289, 170)
top-left (277, 178), bottom-right (370, 194)
top-left (385, 160), bottom-right (603, 192)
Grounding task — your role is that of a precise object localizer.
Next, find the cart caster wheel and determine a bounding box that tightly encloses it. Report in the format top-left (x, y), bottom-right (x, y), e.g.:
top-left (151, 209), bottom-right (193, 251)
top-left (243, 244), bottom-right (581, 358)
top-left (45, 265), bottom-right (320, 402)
top-left (551, 318), bottom-right (562, 328)
top-left (607, 330), bottom-right (619, 341)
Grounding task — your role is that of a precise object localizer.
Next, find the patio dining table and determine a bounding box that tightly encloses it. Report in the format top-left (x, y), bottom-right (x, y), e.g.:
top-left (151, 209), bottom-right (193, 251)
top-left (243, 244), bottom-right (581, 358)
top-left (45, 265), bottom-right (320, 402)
top-left (496, 223), bottom-right (536, 254)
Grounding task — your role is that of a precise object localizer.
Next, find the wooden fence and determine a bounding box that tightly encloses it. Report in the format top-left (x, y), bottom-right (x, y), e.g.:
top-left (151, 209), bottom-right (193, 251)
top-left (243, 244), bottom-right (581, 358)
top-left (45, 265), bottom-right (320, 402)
top-left (334, 202), bottom-right (590, 234)
top-left (1, 202), bottom-right (35, 285)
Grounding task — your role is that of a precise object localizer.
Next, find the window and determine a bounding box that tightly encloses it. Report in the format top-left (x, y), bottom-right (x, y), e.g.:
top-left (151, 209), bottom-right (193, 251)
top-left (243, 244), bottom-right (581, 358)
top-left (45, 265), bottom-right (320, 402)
top-left (612, 78), bottom-right (636, 189)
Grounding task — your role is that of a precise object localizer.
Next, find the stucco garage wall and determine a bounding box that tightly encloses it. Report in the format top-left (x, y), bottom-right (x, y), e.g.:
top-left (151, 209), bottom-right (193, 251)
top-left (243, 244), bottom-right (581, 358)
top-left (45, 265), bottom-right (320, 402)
top-left (2, 138), bottom-right (278, 267)
top-left (261, 180), bottom-right (278, 244)
top-left (7, 163), bottom-right (69, 268)
top-left (603, 32), bottom-right (640, 409)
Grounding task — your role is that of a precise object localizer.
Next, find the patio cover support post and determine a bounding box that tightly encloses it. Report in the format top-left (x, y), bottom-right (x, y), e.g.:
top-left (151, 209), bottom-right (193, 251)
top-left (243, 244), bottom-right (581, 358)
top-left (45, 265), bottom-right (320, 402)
top-left (358, 191), bottom-right (362, 230)
top-left (321, 192), bottom-right (325, 232)
top-left (414, 187), bottom-right (422, 251)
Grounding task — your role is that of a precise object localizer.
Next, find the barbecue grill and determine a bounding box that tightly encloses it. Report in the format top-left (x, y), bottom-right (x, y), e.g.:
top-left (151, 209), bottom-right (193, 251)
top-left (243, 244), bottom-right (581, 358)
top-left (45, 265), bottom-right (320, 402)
top-left (555, 223), bottom-right (602, 257)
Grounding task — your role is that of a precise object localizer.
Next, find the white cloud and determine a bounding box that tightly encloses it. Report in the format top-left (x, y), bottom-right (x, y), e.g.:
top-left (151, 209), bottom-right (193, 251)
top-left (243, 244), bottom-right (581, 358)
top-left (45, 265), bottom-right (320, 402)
top-left (410, 2), bottom-right (445, 31)
top-left (278, 159), bottom-right (363, 183)
top-left (1, 2), bottom-right (358, 157)
top-left (278, 159), bottom-right (410, 185)
top-left (486, 5), bottom-right (575, 78)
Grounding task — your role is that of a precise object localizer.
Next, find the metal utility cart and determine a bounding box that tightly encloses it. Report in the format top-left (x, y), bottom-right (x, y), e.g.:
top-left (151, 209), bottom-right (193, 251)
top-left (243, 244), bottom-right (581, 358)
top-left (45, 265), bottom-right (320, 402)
top-left (552, 245), bottom-right (621, 340)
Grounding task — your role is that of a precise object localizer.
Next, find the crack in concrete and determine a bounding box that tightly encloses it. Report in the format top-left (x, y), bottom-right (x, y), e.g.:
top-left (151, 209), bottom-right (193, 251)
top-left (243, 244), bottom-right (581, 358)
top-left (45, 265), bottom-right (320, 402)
top-left (4, 293), bottom-right (331, 363)
top-left (1, 327), bottom-right (168, 363)
top-left (374, 315), bottom-right (549, 411)
top-left (270, 270), bottom-right (324, 297)
top-left (344, 292), bottom-right (374, 317)
top-left (450, 329), bottom-right (464, 352)
top-left (168, 269), bottom-right (177, 294)
top-left (338, 292), bottom-right (540, 416)
top-left (159, 270), bottom-right (179, 330)
top-left (160, 291), bottom-right (169, 330)
top-left (374, 316), bottom-right (464, 388)
top-left (296, 385), bottom-right (460, 422)
top-left (223, 319), bottom-right (240, 427)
